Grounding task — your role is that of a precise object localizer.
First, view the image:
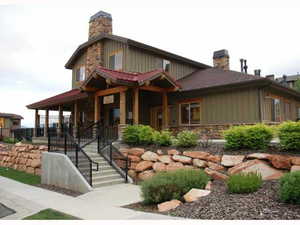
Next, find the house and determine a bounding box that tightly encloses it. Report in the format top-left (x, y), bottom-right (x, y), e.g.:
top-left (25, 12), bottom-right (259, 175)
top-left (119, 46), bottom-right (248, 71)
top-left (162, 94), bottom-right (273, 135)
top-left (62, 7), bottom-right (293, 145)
top-left (27, 11), bottom-right (300, 139)
top-left (0, 113), bottom-right (23, 137)
top-left (275, 74), bottom-right (300, 89)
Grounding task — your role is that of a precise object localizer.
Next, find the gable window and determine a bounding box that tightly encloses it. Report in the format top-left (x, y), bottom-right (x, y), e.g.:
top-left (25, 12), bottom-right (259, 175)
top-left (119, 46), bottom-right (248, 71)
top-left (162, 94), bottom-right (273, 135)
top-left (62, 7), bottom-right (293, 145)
top-left (109, 51), bottom-right (123, 70)
top-left (271, 98), bottom-right (281, 122)
top-left (180, 102), bottom-right (201, 125)
top-left (76, 66), bottom-right (85, 82)
top-left (163, 59), bottom-right (170, 72)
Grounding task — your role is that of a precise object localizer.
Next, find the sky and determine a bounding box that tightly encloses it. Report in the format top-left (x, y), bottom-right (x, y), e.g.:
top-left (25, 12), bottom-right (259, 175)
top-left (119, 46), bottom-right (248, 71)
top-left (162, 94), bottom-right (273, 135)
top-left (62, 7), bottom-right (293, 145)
top-left (1, 0), bottom-right (300, 127)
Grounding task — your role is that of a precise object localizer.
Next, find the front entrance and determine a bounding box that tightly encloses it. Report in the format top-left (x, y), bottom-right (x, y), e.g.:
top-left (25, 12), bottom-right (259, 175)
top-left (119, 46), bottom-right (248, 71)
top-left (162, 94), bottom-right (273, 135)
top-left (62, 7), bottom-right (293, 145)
top-left (109, 108), bottom-right (120, 126)
top-left (150, 106), bottom-right (163, 130)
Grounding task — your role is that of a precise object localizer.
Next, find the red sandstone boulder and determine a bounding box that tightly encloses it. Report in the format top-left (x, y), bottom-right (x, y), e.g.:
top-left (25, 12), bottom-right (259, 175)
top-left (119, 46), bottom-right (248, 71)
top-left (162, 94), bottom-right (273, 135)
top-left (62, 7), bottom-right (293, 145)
top-left (183, 151), bottom-right (210, 160)
top-left (128, 155), bottom-right (141, 162)
top-left (205, 181), bottom-right (212, 190)
top-left (135, 161), bottom-right (153, 172)
top-left (128, 148), bottom-right (145, 156)
top-left (291, 165), bottom-right (300, 172)
top-left (193, 159), bottom-right (207, 168)
top-left (204, 168), bottom-right (228, 180)
top-left (38, 145), bottom-right (48, 151)
top-left (26, 167), bottom-right (35, 174)
top-left (207, 162), bottom-right (225, 171)
top-left (138, 170), bottom-right (155, 181)
top-left (183, 188), bottom-right (211, 202)
top-left (30, 159), bottom-right (41, 168)
top-left (128, 169), bottom-right (137, 179)
top-left (167, 149), bottom-right (180, 155)
top-left (267, 155), bottom-right (292, 169)
top-left (166, 162), bottom-right (184, 171)
top-left (34, 168), bottom-right (41, 175)
top-left (158, 155), bottom-right (172, 164)
top-left (247, 153), bottom-right (271, 160)
top-left (221, 155), bottom-right (245, 167)
top-left (157, 200), bottom-right (182, 212)
top-left (207, 155), bottom-right (221, 163)
top-left (141, 151), bottom-right (158, 162)
top-left (152, 162), bottom-right (167, 172)
top-left (129, 162), bottom-right (138, 170)
top-left (228, 159), bottom-right (284, 180)
top-left (291, 157), bottom-right (300, 166)
top-left (156, 149), bottom-right (164, 155)
top-left (172, 155), bottom-right (192, 164)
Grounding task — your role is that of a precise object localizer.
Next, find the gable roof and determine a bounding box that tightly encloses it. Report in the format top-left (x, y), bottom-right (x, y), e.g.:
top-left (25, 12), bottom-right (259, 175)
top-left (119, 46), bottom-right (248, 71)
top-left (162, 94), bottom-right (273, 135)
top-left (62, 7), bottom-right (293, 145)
top-left (276, 74), bottom-right (300, 82)
top-left (0, 113), bottom-right (23, 120)
top-left (65, 33), bottom-right (211, 70)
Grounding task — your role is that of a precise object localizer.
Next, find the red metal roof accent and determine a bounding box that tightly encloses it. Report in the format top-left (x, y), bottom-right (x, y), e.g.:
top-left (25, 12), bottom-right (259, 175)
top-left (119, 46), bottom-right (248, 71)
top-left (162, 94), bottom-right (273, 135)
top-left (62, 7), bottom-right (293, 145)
top-left (27, 89), bottom-right (88, 109)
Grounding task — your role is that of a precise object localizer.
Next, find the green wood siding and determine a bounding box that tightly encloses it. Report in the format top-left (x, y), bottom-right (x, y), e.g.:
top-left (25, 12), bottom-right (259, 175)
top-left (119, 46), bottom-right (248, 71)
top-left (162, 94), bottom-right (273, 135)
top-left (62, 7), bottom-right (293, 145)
top-left (103, 39), bottom-right (128, 70)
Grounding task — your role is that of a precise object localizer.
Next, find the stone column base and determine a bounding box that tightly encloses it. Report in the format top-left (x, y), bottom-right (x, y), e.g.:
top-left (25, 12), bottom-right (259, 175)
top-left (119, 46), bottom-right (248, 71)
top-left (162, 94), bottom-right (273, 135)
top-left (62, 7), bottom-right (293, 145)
top-left (118, 124), bottom-right (128, 141)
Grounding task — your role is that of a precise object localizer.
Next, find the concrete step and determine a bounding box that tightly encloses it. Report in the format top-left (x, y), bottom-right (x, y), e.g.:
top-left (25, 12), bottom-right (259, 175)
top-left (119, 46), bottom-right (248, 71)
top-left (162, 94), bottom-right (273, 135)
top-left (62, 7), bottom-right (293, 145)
top-left (92, 169), bottom-right (116, 176)
top-left (93, 178), bottom-right (124, 188)
top-left (92, 174), bottom-right (122, 182)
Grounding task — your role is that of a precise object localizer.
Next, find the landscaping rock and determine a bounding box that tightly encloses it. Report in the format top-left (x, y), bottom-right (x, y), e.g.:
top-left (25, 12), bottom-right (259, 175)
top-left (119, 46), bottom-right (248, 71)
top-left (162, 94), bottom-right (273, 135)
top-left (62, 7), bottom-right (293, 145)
top-left (128, 148), bottom-right (145, 156)
top-left (184, 165), bottom-right (194, 169)
top-left (267, 155), bottom-right (291, 169)
top-left (291, 165), bottom-right (300, 172)
top-left (291, 157), bottom-right (300, 165)
top-left (30, 159), bottom-right (41, 168)
top-left (152, 162), bottom-right (166, 172)
top-left (207, 162), bottom-right (225, 171)
top-left (135, 161), bottom-right (153, 172)
top-left (205, 181), bottom-right (212, 190)
top-left (167, 149), bottom-right (180, 155)
top-left (129, 162), bottom-right (138, 170)
top-left (156, 149), bottom-right (164, 155)
top-left (221, 155), bottom-right (245, 167)
top-left (26, 166), bottom-right (35, 174)
top-left (247, 153), bottom-right (271, 160)
top-left (184, 188), bottom-right (211, 202)
top-left (158, 155), bottom-right (172, 164)
top-left (228, 159), bottom-right (284, 180)
top-left (166, 162), bottom-right (184, 171)
top-left (193, 159), bottom-right (207, 168)
top-left (172, 155), bottom-right (192, 164)
top-left (207, 155), bottom-right (221, 163)
top-left (128, 155), bottom-right (141, 162)
top-left (138, 170), bottom-right (155, 181)
top-left (204, 168), bottom-right (228, 180)
top-left (128, 169), bottom-right (137, 179)
top-left (183, 151), bottom-right (210, 160)
top-left (141, 151), bottom-right (158, 162)
top-left (157, 200), bottom-right (182, 212)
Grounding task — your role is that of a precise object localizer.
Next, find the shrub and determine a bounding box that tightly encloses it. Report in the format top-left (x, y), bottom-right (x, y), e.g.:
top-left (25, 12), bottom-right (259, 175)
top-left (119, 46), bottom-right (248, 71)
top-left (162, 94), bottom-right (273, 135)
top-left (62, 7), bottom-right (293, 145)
top-left (3, 137), bottom-right (15, 144)
top-left (227, 172), bottom-right (262, 194)
top-left (223, 126), bottom-right (246, 150)
top-left (224, 124), bottom-right (273, 150)
top-left (278, 121), bottom-right (300, 151)
top-left (279, 171), bottom-right (300, 204)
top-left (141, 169), bottom-right (210, 204)
top-left (123, 125), bottom-right (154, 145)
top-left (153, 130), bottom-right (173, 146)
top-left (176, 130), bottom-right (198, 147)
top-left (243, 124), bottom-right (273, 150)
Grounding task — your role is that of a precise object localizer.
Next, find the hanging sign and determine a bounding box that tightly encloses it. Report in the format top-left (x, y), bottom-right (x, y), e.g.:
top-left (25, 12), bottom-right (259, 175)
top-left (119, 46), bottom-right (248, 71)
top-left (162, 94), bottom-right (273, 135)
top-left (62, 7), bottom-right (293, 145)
top-left (103, 95), bottom-right (114, 104)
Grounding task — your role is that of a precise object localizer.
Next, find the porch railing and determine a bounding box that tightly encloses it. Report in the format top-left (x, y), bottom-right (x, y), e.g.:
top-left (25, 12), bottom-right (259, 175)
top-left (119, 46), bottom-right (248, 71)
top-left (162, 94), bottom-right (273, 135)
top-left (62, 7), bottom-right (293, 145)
top-left (13, 128), bottom-right (34, 141)
top-left (48, 130), bottom-right (99, 186)
top-left (77, 121), bottom-right (100, 148)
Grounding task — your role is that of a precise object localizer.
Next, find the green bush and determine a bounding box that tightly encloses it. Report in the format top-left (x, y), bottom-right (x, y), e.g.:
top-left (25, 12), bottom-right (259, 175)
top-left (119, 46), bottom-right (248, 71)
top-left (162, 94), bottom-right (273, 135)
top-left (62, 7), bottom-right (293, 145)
top-left (153, 130), bottom-right (174, 146)
top-left (176, 130), bottom-right (198, 147)
top-left (278, 121), bottom-right (300, 151)
top-left (279, 171), bottom-right (300, 204)
top-left (141, 169), bottom-right (210, 204)
top-left (224, 124), bottom-right (273, 150)
top-left (3, 137), bottom-right (15, 144)
top-left (123, 125), bottom-right (154, 145)
top-left (227, 172), bottom-right (262, 194)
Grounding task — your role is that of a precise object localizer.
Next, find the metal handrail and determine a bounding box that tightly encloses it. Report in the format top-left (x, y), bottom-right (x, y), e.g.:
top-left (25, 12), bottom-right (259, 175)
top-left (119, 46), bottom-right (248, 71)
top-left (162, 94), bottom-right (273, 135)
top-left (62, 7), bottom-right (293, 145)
top-left (77, 121), bottom-right (100, 148)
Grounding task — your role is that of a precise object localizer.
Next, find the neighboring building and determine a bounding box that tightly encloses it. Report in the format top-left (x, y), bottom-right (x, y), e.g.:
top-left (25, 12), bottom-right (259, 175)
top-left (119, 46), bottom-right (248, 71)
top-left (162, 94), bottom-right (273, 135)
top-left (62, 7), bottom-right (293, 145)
top-left (27, 11), bottom-right (300, 138)
top-left (275, 74), bottom-right (300, 89)
top-left (0, 113), bottom-right (23, 137)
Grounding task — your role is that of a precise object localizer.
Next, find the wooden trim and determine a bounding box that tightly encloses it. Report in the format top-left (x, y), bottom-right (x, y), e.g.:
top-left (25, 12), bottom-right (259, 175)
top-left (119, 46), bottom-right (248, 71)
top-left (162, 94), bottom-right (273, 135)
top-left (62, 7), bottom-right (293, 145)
top-left (95, 86), bottom-right (128, 97)
top-left (120, 91), bottom-right (126, 124)
top-left (44, 110), bottom-right (49, 136)
top-left (108, 49), bottom-right (123, 57)
top-left (133, 88), bottom-right (139, 124)
top-left (140, 85), bottom-right (165, 93)
top-left (74, 101), bottom-right (79, 128)
top-left (177, 97), bottom-right (203, 104)
top-left (81, 87), bottom-right (98, 92)
top-left (162, 92), bottom-right (169, 129)
top-left (94, 95), bottom-right (100, 122)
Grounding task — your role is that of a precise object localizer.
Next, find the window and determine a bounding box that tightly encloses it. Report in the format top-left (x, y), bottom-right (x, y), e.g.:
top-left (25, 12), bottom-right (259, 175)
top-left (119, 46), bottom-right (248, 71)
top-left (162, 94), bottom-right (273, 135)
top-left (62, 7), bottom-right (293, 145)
top-left (163, 59), bottom-right (170, 72)
top-left (0, 118), bottom-right (4, 128)
top-left (271, 98), bottom-right (281, 122)
top-left (180, 102), bottom-right (201, 125)
top-left (76, 66), bottom-right (85, 82)
top-left (109, 51), bottom-right (123, 70)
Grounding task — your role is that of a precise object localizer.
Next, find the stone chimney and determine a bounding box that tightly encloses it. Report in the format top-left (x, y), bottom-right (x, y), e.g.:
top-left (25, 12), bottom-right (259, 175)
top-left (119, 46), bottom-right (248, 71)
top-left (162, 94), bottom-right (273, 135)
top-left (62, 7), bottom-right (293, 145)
top-left (213, 49), bottom-right (230, 71)
top-left (88, 11), bottom-right (112, 40)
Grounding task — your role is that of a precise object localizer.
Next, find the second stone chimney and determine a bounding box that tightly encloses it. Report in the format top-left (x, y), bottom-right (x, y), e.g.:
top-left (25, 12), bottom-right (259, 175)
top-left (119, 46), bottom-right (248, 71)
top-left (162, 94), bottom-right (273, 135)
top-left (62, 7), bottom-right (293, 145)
top-left (213, 49), bottom-right (230, 71)
top-left (88, 11), bottom-right (112, 40)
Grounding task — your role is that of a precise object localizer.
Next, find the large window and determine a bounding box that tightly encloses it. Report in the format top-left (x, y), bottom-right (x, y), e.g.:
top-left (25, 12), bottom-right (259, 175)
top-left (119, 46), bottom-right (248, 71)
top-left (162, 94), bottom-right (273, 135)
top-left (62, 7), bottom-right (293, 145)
top-left (75, 66), bottom-right (85, 82)
top-left (271, 98), bottom-right (281, 122)
top-left (109, 51), bottom-right (123, 70)
top-left (180, 102), bottom-right (201, 125)
top-left (163, 59), bottom-right (170, 72)
top-left (0, 118), bottom-right (4, 128)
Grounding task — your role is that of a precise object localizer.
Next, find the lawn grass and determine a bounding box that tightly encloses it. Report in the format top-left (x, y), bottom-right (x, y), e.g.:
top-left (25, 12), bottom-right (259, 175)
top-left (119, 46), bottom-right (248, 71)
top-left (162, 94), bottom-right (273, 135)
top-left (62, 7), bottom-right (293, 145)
top-left (0, 166), bottom-right (40, 185)
top-left (23, 209), bottom-right (80, 220)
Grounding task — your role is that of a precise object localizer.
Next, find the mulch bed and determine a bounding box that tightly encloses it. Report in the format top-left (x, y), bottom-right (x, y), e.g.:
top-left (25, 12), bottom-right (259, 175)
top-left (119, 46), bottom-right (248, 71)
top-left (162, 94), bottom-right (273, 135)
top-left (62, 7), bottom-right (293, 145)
top-left (125, 180), bottom-right (300, 220)
top-left (35, 184), bottom-right (83, 197)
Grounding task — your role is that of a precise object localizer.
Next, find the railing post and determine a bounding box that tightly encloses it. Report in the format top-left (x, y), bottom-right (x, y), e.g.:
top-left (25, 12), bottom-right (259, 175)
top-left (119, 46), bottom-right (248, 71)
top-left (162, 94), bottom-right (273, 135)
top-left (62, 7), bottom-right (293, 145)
top-left (109, 143), bottom-right (112, 165)
top-left (125, 157), bottom-right (128, 183)
top-left (48, 129), bottom-right (51, 152)
top-left (75, 145), bottom-right (79, 168)
top-left (64, 133), bottom-right (67, 155)
top-left (78, 127), bottom-right (80, 147)
top-left (89, 162), bottom-right (92, 186)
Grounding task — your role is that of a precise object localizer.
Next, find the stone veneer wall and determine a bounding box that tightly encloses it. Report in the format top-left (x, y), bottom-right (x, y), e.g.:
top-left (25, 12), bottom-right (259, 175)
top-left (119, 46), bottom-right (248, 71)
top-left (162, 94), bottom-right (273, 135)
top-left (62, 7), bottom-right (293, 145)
top-left (0, 143), bottom-right (47, 175)
top-left (86, 42), bottom-right (104, 76)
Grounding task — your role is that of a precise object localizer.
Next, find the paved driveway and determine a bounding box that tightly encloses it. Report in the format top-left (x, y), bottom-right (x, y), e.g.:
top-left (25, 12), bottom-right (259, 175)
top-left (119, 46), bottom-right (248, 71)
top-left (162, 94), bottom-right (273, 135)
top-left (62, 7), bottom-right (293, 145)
top-left (0, 176), bottom-right (176, 220)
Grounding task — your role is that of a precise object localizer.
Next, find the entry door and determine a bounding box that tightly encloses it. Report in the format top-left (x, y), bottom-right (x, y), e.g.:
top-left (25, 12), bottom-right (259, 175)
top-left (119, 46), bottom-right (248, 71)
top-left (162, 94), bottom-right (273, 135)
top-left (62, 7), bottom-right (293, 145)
top-left (109, 108), bottom-right (120, 126)
top-left (150, 107), bottom-right (162, 130)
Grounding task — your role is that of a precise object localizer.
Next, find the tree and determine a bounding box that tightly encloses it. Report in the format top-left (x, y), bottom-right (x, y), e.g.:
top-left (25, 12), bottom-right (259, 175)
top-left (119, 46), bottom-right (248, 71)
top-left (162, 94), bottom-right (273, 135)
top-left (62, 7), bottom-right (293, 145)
top-left (294, 79), bottom-right (300, 92)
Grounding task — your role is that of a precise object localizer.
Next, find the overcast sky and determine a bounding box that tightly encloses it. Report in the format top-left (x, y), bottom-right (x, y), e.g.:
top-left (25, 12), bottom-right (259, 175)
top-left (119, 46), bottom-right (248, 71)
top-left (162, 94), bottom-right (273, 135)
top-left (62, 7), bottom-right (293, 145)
top-left (1, 0), bottom-right (300, 127)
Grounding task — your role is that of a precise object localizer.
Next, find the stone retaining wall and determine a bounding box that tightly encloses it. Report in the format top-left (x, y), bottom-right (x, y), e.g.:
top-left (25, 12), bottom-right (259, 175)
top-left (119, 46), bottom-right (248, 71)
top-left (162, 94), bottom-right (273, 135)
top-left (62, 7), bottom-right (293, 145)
top-left (118, 147), bottom-right (300, 182)
top-left (0, 143), bottom-right (48, 175)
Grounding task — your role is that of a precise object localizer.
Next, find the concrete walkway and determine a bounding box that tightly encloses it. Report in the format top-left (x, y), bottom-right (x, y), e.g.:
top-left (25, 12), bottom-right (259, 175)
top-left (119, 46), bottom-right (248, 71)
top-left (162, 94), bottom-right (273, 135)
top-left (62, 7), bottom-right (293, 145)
top-left (0, 176), bottom-right (176, 220)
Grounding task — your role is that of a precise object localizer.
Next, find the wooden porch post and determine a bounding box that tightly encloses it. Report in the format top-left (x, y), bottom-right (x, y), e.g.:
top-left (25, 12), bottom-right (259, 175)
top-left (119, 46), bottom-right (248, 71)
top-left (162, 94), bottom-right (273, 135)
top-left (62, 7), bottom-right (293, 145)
top-left (34, 109), bottom-right (39, 137)
top-left (120, 91), bottom-right (126, 124)
top-left (44, 109), bottom-right (49, 137)
top-left (133, 88), bottom-right (139, 124)
top-left (73, 101), bottom-right (79, 136)
top-left (94, 95), bottom-right (101, 123)
top-left (58, 105), bottom-right (63, 134)
top-left (162, 92), bottom-right (169, 129)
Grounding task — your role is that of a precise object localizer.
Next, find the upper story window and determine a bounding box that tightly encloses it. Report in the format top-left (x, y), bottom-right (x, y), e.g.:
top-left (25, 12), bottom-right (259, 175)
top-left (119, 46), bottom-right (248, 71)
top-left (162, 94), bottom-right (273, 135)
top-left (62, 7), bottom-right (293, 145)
top-left (163, 59), bottom-right (170, 72)
top-left (180, 101), bottom-right (201, 125)
top-left (109, 51), bottom-right (123, 70)
top-left (76, 66), bottom-right (85, 82)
